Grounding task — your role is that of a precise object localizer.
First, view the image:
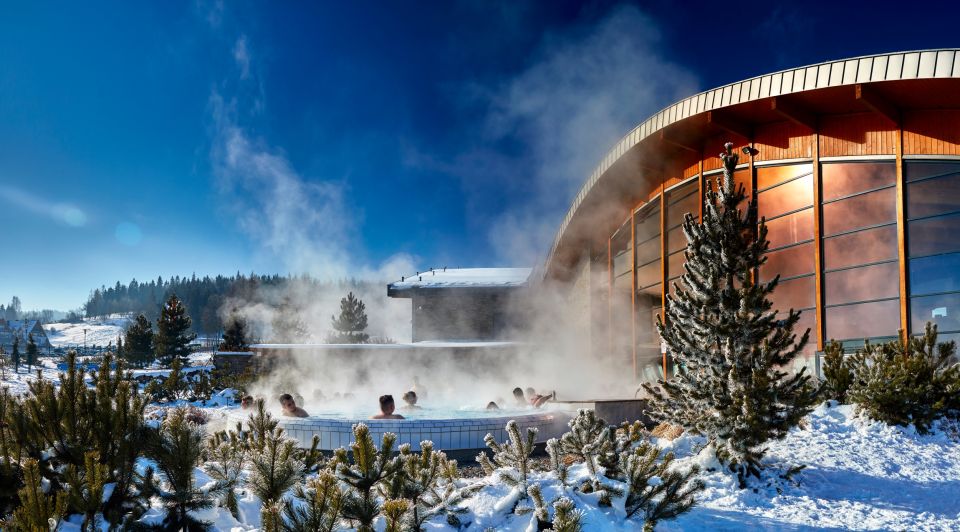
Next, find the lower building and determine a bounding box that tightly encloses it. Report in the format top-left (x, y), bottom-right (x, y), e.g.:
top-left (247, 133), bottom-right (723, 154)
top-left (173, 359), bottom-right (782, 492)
top-left (387, 268), bottom-right (530, 342)
top-left (0, 319), bottom-right (52, 354)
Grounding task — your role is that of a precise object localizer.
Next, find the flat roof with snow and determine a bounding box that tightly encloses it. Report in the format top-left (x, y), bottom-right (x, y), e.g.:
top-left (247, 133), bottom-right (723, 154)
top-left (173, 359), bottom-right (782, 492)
top-left (387, 267), bottom-right (530, 297)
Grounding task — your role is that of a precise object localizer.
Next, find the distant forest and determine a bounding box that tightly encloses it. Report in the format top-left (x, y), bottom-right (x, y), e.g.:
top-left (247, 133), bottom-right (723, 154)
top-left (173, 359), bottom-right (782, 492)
top-left (83, 274), bottom-right (380, 334)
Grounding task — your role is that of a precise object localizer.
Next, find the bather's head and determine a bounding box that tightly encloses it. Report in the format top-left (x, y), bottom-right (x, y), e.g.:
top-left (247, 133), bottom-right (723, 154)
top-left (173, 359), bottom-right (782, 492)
top-left (379, 394), bottom-right (396, 415)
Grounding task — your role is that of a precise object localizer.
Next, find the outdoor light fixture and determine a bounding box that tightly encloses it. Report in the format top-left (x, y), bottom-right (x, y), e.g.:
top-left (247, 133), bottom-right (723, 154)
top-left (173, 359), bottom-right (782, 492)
top-left (741, 146), bottom-right (759, 156)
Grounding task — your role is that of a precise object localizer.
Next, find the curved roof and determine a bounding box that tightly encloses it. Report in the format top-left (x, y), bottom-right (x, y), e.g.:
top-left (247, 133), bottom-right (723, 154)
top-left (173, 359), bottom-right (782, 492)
top-left (545, 48), bottom-right (960, 276)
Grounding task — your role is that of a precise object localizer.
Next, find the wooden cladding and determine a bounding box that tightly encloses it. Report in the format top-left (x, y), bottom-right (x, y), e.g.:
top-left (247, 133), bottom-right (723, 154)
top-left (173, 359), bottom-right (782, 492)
top-left (903, 110), bottom-right (960, 155)
top-left (819, 113), bottom-right (898, 157)
top-left (754, 121), bottom-right (814, 161)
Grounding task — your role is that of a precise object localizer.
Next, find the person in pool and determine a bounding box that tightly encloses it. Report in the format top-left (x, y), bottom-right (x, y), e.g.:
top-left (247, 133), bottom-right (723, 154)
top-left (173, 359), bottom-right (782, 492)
top-left (240, 395), bottom-right (254, 410)
top-left (371, 394), bottom-right (405, 419)
top-left (279, 393), bottom-right (309, 418)
top-left (486, 401), bottom-right (500, 410)
top-left (400, 390), bottom-right (422, 410)
top-left (410, 376), bottom-right (428, 400)
top-left (527, 387), bottom-right (555, 408)
top-left (513, 387), bottom-right (527, 407)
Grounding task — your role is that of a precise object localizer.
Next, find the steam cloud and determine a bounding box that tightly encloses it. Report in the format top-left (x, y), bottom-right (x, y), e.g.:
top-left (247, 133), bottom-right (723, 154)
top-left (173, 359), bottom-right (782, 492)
top-left (203, 4), bottom-right (697, 412)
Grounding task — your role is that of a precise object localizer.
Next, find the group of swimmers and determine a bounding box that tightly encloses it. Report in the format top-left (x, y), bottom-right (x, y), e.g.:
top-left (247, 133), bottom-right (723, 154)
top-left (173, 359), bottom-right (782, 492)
top-left (238, 381), bottom-right (555, 419)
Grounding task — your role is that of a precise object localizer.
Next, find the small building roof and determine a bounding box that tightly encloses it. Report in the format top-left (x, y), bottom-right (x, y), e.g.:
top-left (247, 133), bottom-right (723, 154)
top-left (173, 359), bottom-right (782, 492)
top-left (387, 267), bottom-right (531, 296)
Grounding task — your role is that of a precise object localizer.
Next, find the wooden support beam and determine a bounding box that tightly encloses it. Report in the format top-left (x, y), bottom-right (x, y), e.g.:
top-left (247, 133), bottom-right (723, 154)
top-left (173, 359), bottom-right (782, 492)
top-left (856, 83), bottom-right (900, 125)
top-left (659, 130), bottom-right (700, 154)
top-left (707, 110), bottom-right (752, 140)
top-left (771, 97), bottom-right (817, 130)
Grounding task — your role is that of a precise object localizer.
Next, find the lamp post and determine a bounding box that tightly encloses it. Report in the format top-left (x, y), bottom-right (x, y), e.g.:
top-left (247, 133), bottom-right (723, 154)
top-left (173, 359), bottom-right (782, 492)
top-left (83, 328), bottom-right (88, 354)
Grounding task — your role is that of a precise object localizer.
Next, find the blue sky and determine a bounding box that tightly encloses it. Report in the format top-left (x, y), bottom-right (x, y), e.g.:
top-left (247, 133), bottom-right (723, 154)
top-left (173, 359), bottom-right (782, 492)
top-left (2, 0), bottom-right (959, 310)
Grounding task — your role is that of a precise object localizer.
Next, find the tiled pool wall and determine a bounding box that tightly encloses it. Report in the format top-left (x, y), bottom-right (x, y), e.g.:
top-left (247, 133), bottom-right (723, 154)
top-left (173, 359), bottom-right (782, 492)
top-left (231, 412), bottom-right (572, 452)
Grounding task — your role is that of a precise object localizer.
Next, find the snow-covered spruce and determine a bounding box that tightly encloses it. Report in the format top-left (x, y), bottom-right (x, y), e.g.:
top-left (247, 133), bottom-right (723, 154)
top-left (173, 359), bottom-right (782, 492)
top-left (643, 142), bottom-right (820, 487)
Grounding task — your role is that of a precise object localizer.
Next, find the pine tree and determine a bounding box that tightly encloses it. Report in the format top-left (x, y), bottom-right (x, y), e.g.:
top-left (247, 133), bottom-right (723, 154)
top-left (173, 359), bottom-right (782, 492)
top-left (116, 335), bottom-right (124, 359)
top-left (477, 421), bottom-right (537, 511)
top-left (642, 142), bottom-right (820, 486)
top-left (0, 346), bottom-right (7, 380)
top-left (125, 313), bottom-right (155, 368)
top-left (203, 427), bottom-right (248, 522)
top-left (329, 292), bottom-right (369, 344)
top-left (334, 423), bottom-right (400, 532)
top-left (620, 442), bottom-right (702, 531)
top-left (847, 324), bottom-right (960, 433)
top-left (281, 471), bottom-right (343, 532)
top-left (25, 333), bottom-right (38, 372)
top-left (272, 299), bottom-right (308, 344)
top-left (220, 315), bottom-right (250, 352)
top-left (9, 460), bottom-right (68, 531)
top-left (155, 294), bottom-right (197, 366)
top-left (822, 340), bottom-right (853, 403)
top-left (380, 441), bottom-right (451, 531)
top-left (10, 336), bottom-right (20, 373)
top-left (142, 407), bottom-right (212, 531)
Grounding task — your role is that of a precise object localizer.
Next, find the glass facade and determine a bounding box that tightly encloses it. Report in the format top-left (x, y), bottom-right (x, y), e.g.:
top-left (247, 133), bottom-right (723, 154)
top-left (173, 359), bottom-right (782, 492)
top-left (906, 161), bottom-right (960, 341)
top-left (821, 162), bottom-right (899, 344)
top-left (607, 155), bottom-right (960, 379)
top-left (757, 164), bottom-right (817, 359)
top-left (634, 199), bottom-right (662, 382)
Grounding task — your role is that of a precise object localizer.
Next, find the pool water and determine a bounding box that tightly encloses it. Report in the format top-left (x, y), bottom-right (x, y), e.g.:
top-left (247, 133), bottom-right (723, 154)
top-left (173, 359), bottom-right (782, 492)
top-left (284, 403), bottom-right (549, 421)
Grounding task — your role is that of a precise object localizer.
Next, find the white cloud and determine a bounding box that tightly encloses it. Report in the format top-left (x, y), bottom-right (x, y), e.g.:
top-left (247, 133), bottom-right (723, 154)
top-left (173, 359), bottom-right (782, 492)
top-left (233, 35), bottom-right (250, 80)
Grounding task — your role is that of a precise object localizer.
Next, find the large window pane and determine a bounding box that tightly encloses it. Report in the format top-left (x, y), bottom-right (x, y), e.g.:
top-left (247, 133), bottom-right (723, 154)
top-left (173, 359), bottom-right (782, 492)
top-left (667, 185), bottom-right (698, 228)
top-left (769, 275), bottom-right (815, 313)
top-left (635, 237), bottom-right (660, 265)
top-left (757, 164), bottom-right (813, 190)
top-left (824, 262), bottom-right (899, 306)
top-left (822, 188), bottom-right (896, 236)
top-left (761, 243), bottom-right (815, 281)
top-left (638, 282), bottom-right (662, 297)
top-left (735, 169), bottom-right (752, 197)
top-left (825, 299), bottom-right (900, 341)
top-left (666, 226), bottom-right (686, 254)
top-left (822, 225), bottom-right (897, 271)
top-left (765, 208), bottom-right (814, 249)
top-left (910, 253), bottom-right (960, 296)
top-left (635, 206), bottom-right (660, 242)
top-left (822, 162), bottom-right (896, 201)
top-left (907, 174), bottom-right (960, 220)
top-left (636, 261), bottom-right (661, 289)
top-left (911, 293), bottom-right (960, 333)
top-left (758, 174), bottom-right (814, 220)
top-left (909, 212), bottom-right (960, 257)
top-left (905, 161), bottom-right (960, 182)
top-left (613, 251), bottom-right (630, 277)
top-left (667, 251), bottom-right (685, 281)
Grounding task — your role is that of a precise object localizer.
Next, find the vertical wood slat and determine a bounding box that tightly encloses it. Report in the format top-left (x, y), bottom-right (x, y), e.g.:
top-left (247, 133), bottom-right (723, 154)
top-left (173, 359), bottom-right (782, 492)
top-left (659, 184), bottom-right (668, 379)
top-left (607, 238), bottom-right (613, 362)
top-left (812, 131), bottom-right (825, 351)
top-left (895, 124), bottom-right (909, 338)
top-left (698, 158), bottom-right (704, 221)
top-left (631, 209), bottom-right (637, 380)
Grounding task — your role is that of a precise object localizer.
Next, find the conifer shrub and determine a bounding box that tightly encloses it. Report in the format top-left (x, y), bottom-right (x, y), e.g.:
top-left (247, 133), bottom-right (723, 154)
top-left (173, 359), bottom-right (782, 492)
top-left (0, 351), bottom-right (150, 526)
top-left (847, 324), bottom-right (960, 433)
top-left (642, 142), bottom-right (820, 486)
top-left (380, 441), bottom-right (474, 531)
top-left (333, 423), bottom-right (400, 532)
top-left (7, 459), bottom-right (68, 531)
top-left (821, 340), bottom-right (854, 403)
top-left (281, 471), bottom-right (343, 532)
top-left (203, 426), bottom-right (248, 521)
top-left (621, 442), bottom-right (702, 532)
top-left (477, 420), bottom-right (537, 509)
top-left (142, 407), bottom-right (213, 531)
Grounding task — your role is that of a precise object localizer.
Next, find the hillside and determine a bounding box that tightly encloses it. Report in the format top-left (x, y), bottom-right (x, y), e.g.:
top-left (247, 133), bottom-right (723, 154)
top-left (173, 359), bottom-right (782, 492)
top-left (44, 315), bottom-right (132, 348)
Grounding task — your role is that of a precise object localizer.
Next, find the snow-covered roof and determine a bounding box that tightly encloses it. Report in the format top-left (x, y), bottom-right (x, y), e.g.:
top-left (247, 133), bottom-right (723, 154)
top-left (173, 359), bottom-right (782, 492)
top-left (387, 267), bottom-right (531, 294)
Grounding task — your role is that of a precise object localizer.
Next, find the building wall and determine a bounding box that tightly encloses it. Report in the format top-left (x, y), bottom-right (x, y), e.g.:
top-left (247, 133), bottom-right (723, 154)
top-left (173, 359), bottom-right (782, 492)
top-left (410, 289), bottom-right (519, 342)
top-left (591, 110), bottom-right (960, 382)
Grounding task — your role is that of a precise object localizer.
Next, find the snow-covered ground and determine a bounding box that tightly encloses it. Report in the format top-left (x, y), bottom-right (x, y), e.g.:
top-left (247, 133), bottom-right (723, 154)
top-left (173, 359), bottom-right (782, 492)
top-left (45, 315), bottom-right (133, 348)
top-left (175, 402), bottom-right (960, 531)
top-left (3, 357), bottom-right (957, 531)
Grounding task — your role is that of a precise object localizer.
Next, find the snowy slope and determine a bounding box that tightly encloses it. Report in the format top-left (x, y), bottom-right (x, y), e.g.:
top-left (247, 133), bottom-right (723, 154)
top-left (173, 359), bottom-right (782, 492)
top-left (45, 315), bottom-right (132, 348)
top-left (664, 403), bottom-right (960, 531)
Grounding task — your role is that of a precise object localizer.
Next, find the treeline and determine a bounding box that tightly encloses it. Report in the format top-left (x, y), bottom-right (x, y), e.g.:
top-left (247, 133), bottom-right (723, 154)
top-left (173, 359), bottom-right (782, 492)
top-left (83, 273), bottom-right (380, 334)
